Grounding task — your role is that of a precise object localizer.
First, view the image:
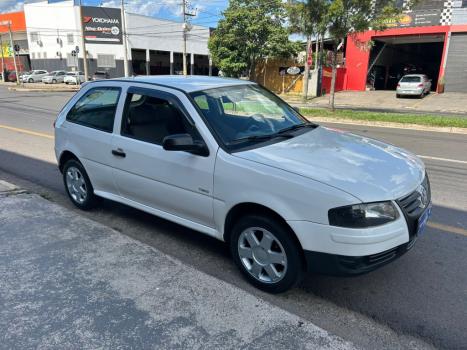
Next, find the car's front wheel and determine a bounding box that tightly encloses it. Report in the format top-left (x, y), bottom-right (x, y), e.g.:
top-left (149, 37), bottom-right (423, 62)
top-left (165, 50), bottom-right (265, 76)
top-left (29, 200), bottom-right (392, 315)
top-left (28, 78), bottom-right (33, 83)
top-left (230, 215), bottom-right (304, 293)
top-left (63, 159), bottom-right (98, 210)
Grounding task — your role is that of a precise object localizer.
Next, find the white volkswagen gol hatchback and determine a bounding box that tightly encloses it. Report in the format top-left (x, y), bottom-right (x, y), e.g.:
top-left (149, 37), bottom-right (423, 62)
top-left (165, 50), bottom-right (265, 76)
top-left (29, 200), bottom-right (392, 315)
top-left (55, 76), bottom-right (432, 293)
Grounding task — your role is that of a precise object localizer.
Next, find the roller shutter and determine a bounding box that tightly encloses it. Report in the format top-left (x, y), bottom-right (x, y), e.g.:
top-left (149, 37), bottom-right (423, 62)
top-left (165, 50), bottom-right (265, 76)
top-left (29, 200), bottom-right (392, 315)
top-left (444, 33), bottom-right (467, 92)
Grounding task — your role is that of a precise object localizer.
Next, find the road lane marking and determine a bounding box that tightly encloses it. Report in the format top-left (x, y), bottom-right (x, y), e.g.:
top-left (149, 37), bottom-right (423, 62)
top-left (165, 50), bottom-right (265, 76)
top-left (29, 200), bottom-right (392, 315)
top-left (428, 222), bottom-right (467, 237)
top-left (418, 155), bottom-right (467, 165)
top-left (1, 125), bottom-right (466, 165)
top-left (0, 124), bottom-right (54, 139)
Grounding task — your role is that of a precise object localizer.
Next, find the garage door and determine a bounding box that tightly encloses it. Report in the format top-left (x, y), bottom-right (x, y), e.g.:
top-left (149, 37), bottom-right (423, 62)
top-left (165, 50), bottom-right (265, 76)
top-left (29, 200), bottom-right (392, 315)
top-left (444, 33), bottom-right (467, 92)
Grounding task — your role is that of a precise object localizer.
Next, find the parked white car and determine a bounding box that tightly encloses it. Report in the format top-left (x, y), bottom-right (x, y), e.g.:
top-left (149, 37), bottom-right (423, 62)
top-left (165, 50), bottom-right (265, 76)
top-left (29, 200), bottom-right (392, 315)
top-left (396, 74), bottom-right (432, 98)
top-left (42, 70), bottom-right (67, 84)
top-left (54, 76), bottom-right (432, 293)
top-left (64, 71), bottom-right (85, 85)
top-left (22, 70), bottom-right (49, 83)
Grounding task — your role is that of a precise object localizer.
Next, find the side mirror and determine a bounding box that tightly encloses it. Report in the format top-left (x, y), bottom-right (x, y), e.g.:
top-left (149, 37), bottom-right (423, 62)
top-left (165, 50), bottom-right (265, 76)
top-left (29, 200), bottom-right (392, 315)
top-left (162, 134), bottom-right (209, 156)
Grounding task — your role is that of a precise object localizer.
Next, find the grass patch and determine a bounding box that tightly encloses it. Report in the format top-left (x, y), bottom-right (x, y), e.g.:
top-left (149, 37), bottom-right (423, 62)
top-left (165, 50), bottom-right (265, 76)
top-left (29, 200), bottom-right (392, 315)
top-left (299, 108), bottom-right (467, 128)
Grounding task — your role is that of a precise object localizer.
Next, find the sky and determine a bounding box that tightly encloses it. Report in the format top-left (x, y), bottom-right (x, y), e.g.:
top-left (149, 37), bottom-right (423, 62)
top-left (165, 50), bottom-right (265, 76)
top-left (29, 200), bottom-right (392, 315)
top-left (0, 0), bottom-right (228, 28)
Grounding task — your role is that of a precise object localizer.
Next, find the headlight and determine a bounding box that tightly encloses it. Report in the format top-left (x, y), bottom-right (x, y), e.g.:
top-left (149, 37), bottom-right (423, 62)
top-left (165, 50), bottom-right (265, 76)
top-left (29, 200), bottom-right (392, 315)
top-left (328, 201), bottom-right (399, 228)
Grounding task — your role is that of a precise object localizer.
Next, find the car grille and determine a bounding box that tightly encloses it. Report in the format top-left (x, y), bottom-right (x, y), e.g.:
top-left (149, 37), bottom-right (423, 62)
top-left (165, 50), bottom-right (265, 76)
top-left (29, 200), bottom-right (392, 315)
top-left (396, 174), bottom-right (431, 236)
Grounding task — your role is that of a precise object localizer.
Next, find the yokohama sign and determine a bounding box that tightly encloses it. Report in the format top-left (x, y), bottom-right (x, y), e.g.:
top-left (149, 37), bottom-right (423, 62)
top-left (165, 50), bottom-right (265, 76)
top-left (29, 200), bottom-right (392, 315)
top-left (82, 6), bottom-right (123, 45)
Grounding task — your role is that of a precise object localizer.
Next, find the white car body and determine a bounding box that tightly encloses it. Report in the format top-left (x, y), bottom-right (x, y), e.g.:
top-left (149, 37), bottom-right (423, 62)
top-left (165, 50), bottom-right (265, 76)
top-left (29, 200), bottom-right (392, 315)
top-left (42, 70), bottom-right (67, 84)
top-left (396, 74), bottom-right (432, 97)
top-left (22, 70), bottom-right (49, 83)
top-left (54, 76), bottom-right (431, 290)
top-left (64, 71), bottom-right (85, 85)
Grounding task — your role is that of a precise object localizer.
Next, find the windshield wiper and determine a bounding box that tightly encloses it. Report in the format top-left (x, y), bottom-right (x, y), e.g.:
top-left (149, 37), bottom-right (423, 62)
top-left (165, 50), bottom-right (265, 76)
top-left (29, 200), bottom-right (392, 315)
top-left (276, 122), bottom-right (317, 135)
top-left (227, 133), bottom-right (294, 145)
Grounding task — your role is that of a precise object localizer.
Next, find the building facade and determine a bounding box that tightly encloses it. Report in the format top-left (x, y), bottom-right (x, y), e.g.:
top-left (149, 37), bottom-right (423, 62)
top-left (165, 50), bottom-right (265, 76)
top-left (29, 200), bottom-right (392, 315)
top-left (344, 0), bottom-right (467, 92)
top-left (23, 0), bottom-right (212, 78)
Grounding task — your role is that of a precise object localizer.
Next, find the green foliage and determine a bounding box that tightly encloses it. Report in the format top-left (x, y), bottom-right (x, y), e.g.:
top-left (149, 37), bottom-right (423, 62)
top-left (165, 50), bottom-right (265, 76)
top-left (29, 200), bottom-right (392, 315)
top-left (208, 0), bottom-right (300, 79)
top-left (287, 0), bottom-right (329, 37)
top-left (299, 108), bottom-right (467, 128)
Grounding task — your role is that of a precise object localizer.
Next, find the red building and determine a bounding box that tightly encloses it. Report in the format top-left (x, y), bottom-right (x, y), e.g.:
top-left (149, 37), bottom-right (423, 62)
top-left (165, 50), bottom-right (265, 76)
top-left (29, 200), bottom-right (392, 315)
top-left (342, 1), bottom-right (467, 93)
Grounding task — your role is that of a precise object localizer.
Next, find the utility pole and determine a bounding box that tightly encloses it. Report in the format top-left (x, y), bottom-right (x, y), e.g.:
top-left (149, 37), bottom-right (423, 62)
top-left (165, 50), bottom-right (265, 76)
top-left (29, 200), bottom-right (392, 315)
top-left (0, 34), bottom-right (5, 82)
top-left (182, 0), bottom-right (195, 76)
top-left (121, 0), bottom-right (129, 77)
top-left (78, 0), bottom-right (89, 82)
top-left (4, 21), bottom-right (19, 85)
top-left (182, 0), bottom-right (187, 76)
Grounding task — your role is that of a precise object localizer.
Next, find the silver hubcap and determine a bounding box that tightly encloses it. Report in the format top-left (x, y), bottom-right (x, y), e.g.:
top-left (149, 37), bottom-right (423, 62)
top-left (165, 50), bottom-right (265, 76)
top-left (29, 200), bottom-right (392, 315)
top-left (238, 227), bottom-right (287, 284)
top-left (66, 166), bottom-right (87, 204)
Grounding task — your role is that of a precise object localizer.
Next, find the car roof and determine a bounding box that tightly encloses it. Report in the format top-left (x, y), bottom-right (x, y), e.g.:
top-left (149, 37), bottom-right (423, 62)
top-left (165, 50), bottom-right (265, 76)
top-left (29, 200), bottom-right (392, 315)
top-left (111, 75), bottom-right (255, 93)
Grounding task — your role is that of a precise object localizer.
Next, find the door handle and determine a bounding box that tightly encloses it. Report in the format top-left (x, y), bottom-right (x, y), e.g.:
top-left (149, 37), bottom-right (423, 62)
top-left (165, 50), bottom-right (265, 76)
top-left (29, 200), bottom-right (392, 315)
top-left (112, 148), bottom-right (126, 158)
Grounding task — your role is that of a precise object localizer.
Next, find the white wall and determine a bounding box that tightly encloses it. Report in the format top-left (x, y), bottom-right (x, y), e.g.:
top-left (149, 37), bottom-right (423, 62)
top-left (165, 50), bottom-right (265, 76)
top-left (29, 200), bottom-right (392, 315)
top-left (126, 13), bottom-right (210, 55)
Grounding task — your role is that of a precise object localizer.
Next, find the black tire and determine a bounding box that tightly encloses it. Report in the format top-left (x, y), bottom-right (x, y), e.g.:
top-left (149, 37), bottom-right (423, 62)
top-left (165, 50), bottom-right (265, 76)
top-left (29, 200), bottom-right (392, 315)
top-left (229, 215), bottom-right (304, 293)
top-left (52, 79), bottom-right (57, 84)
top-left (62, 159), bottom-right (98, 210)
top-left (396, 94), bottom-right (400, 98)
top-left (28, 78), bottom-right (33, 83)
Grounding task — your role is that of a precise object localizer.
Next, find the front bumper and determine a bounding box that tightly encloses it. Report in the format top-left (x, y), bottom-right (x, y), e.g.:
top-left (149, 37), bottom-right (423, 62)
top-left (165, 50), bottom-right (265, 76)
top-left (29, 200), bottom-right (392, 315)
top-left (303, 236), bottom-right (417, 275)
top-left (290, 175), bottom-right (431, 276)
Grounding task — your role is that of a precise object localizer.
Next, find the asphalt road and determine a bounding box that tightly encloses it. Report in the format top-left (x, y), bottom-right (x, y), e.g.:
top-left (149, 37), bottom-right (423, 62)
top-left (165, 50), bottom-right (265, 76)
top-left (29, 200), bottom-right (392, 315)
top-left (0, 86), bottom-right (466, 349)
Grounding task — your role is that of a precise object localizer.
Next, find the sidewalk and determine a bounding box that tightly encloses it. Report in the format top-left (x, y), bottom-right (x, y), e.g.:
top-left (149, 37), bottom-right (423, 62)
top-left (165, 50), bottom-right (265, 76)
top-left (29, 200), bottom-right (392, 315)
top-left (0, 180), bottom-right (356, 350)
top-left (284, 90), bottom-right (467, 116)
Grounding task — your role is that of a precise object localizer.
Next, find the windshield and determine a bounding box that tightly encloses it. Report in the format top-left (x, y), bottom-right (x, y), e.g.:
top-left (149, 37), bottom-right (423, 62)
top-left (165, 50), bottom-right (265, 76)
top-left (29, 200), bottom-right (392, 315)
top-left (401, 76), bottom-right (421, 83)
top-left (190, 84), bottom-right (310, 148)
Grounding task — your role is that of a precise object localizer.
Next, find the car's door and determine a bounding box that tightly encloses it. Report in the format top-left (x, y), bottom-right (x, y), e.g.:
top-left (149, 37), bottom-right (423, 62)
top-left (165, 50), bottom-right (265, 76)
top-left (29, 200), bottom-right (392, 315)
top-left (61, 84), bottom-right (122, 195)
top-left (111, 85), bottom-right (217, 229)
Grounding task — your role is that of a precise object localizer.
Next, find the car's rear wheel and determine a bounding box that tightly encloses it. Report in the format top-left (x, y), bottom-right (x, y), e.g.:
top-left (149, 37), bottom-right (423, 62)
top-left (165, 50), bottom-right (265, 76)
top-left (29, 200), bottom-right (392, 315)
top-left (63, 159), bottom-right (98, 210)
top-left (230, 215), bottom-right (304, 293)
top-left (52, 79), bottom-right (57, 84)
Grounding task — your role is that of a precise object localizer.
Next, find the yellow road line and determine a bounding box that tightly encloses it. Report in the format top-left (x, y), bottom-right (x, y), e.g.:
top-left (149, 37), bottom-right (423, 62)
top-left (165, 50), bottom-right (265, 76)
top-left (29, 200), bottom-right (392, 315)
top-left (428, 222), bottom-right (467, 237)
top-left (0, 124), bottom-right (54, 139)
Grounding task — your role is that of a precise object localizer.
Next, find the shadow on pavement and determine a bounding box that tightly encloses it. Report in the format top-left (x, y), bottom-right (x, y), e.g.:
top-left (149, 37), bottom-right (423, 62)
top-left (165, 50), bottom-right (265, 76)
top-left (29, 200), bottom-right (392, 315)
top-left (0, 148), bottom-right (466, 349)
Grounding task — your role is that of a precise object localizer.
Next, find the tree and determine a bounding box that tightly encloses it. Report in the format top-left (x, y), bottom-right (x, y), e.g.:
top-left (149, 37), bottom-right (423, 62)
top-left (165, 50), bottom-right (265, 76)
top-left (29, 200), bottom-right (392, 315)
top-left (208, 0), bottom-right (300, 80)
top-left (287, 0), bottom-right (328, 100)
top-left (325, 0), bottom-right (411, 110)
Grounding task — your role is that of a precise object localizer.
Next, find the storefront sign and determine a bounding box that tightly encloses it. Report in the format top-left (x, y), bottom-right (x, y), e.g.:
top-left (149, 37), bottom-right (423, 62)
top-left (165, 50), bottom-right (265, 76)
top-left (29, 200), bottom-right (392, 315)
top-left (82, 6), bottom-right (122, 45)
top-left (1, 43), bottom-right (13, 57)
top-left (384, 10), bottom-right (442, 27)
top-left (286, 66), bottom-right (301, 75)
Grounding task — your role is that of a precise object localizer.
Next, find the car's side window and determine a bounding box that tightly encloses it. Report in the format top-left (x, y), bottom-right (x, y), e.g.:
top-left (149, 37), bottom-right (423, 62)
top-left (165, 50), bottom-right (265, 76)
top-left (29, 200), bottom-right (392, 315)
top-left (66, 87), bottom-right (121, 133)
top-left (121, 91), bottom-right (197, 146)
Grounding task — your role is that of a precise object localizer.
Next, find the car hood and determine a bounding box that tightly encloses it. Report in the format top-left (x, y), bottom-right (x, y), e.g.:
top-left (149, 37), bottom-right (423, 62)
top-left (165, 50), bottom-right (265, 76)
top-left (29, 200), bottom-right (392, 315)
top-left (234, 126), bottom-right (425, 202)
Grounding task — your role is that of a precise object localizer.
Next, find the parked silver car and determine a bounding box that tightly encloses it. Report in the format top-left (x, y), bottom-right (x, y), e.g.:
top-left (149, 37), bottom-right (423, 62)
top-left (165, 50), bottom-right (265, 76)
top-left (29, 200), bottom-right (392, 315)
top-left (396, 74), bottom-right (432, 98)
top-left (42, 71), bottom-right (67, 84)
top-left (64, 71), bottom-right (85, 85)
top-left (22, 70), bottom-right (49, 83)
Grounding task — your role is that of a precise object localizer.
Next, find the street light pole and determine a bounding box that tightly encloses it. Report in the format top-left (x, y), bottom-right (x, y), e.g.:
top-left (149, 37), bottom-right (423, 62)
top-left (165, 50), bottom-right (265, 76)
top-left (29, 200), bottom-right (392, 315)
top-left (5, 22), bottom-right (19, 85)
top-left (78, 0), bottom-right (89, 82)
top-left (0, 34), bottom-right (5, 82)
top-left (121, 0), bottom-right (129, 77)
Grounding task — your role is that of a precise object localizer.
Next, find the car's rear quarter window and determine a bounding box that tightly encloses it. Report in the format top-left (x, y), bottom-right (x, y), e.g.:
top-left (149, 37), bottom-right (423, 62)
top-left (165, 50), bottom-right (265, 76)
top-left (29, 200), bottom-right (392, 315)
top-left (66, 87), bottom-right (121, 133)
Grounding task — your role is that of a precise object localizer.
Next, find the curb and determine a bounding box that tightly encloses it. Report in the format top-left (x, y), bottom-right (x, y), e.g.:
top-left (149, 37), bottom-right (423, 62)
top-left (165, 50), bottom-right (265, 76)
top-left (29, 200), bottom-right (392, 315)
top-left (305, 116), bottom-right (467, 134)
top-left (7, 87), bottom-right (79, 93)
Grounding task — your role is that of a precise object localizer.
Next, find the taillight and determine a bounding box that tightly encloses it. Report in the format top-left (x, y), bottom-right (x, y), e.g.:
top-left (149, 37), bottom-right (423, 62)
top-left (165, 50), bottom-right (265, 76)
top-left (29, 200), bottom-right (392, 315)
top-left (417, 83), bottom-right (424, 88)
top-left (397, 83), bottom-right (400, 88)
